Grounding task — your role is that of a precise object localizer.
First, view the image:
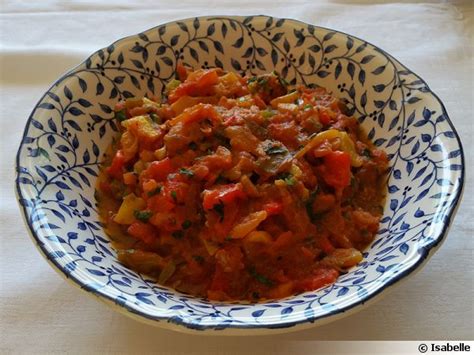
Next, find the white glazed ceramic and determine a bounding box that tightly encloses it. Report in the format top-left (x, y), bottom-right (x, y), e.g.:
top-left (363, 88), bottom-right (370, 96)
top-left (16, 16), bottom-right (464, 334)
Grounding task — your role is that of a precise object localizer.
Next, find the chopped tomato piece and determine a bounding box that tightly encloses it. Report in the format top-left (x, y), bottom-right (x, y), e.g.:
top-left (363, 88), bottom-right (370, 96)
top-left (106, 150), bottom-right (126, 179)
top-left (145, 157), bottom-right (174, 181)
top-left (127, 222), bottom-right (157, 244)
top-left (263, 202), bottom-right (283, 216)
top-left (296, 268), bottom-right (339, 292)
top-left (168, 69), bottom-right (219, 103)
top-left (322, 151), bottom-right (351, 189)
top-left (202, 183), bottom-right (246, 210)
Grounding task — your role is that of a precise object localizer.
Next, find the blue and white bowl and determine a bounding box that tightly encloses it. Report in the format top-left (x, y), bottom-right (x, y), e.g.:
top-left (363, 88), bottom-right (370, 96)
top-left (15, 15), bottom-right (464, 334)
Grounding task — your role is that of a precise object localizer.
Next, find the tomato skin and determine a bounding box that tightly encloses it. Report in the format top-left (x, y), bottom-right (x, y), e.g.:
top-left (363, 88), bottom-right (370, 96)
top-left (202, 183), bottom-right (246, 210)
top-left (322, 151), bottom-right (351, 189)
top-left (296, 268), bottom-right (339, 292)
top-left (263, 202), bottom-right (283, 216)
top-left (176, 63), bottom-right (189, 81)
top-left (169, 70), bottom-right (219, 103)
top-left (319, 110), bottom-right (331, 125)
top-left (106, 150), bottom-right (126, 179)
top-left (127, 222), bottom-right (156, 244)
top-left (145, 157), bottom-right (174, 181)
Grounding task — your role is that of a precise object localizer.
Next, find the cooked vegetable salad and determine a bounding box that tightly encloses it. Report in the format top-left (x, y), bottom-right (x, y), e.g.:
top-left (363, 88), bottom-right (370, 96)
top-left (97, 66), bottom-right (388, 301)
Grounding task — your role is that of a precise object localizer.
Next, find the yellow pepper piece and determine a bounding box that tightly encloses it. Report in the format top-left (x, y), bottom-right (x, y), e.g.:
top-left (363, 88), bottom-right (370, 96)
top-left (339, 132), bottom-right (363, 167)
top-left (170, 95), bottom-right (218, 115)
top-left (270, 91), bottom-right (299, 108)
top-left (244, 230), bottom-right (272, 244)
top-left (114, 193), bottom-right (146, 225)
top-left (295, 129), bottom-right (362, 167)
top-left (122, 115), bottom-right (161, 141)
top-left (229, 211), bottom-right (268, 239)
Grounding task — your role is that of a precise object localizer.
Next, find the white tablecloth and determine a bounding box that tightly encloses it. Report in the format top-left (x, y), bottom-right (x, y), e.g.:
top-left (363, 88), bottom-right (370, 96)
top-left (1, 1), bottom-right (473, 353)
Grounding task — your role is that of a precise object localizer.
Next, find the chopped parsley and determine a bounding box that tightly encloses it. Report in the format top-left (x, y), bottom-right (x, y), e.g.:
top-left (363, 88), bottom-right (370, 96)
top-left (213, 200), bottom-right (225, 222)
top-left (247, 76), bottom-right (258, 84)
top-left (266, 146), bottom-right (288, 155)
top-left (179, 168), bottom-right (194, 178)
top-left (147, 186), bottom-right (162, 197)
top-left (150, 113), bottom-right (161, 124)
top-left (114, 109), bottom-right (127, 122)
top-left (249, 267), bottom-right (274, 286)
top-left (277, 172), bottom-right (296, 186)
top-left (261, 110), bottom-right (275, 119)
top-left (304, 104), bottom-right (313, 111)
top-left (182, 220), bottom-right (192, 229)
top-left (188, 142), bottom-right (198, 151)
top-left (170, 191), bottom-right (178, 202)
top-left (284, 175), bottom-right (296, 186)
top-left (134, 210), bottom-right (152, 222)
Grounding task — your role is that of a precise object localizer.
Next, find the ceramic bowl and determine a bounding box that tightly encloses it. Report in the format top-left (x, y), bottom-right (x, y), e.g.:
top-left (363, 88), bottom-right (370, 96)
top-left (15, 15), bottom-right (464, 334)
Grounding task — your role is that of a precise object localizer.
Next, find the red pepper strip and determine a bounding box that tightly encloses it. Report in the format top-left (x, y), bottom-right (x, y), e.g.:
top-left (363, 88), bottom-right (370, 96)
top-left (322, 151), bottom-right (351, 189)
top-left (296, 268), bottom-right (339, 292)
top-left (106, 150), bottom-right (126, 180)
top-left (202, 183), bottom-right (246, 210)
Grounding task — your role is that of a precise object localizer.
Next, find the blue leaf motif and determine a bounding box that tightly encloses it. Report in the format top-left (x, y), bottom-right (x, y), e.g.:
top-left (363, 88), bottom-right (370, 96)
top-left (411, 141), bottom-right (420, 155)
top-left (87, 268), bottom-right (106, 276)
top-left (399, 243), bottom-right (409, 255)
top-left (136, 293), bottom-right (155, 305)
top-left (390, 199), bottom-right (398, 211)
top-left (169, 305), bottom-right (185, 310)
top-left (422, 107), bottom-right (431, 120)
top-left (281, 307), bottom-right (293, 315)
top-left (252, 309), bottom-right (265, 317)
top-left (337, 287), bottom-right (349, 297)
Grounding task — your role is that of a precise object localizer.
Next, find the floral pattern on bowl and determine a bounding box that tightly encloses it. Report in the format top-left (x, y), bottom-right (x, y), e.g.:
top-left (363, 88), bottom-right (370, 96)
top-left (15, 15), bottom-right (464, 334)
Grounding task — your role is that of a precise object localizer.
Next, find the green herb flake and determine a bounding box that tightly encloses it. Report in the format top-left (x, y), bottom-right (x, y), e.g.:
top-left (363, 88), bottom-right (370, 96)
top-left (249, 267), bottom-right (274, 287)
top-left (213, 201), bottom-right (225, 222)
top-left (284, 175), bottom-right (296, 186)
top-left (304, 104), bottom-right (313, 111)
top-left (150, 113), bottom-right (161, 124)
top-left (266, 146), bottom-right (288, 155)
top-left (362, 148), bottom-right (372, 158)
top-left (179, 168), bottom-right (194, 178)
top-left (115, 109), bottom-right (127, 122)
top-left (188, 142), bottom-right (198, 151)
top-left (225, 235), bottom-right (233, 241)
top-left (170, 191), bottom-right (178, 202)
top-left (182, 220), bottom-right (192, 229)
top-left (247, 76), bottom-right (258, 84)
top-left (147, 186), bottom-right (162, 197)
top-left (261, 110), bottom-right (275, 119)
top-left (171, 230), bottom-right (184, 239)
top-left (134, 210), bottom-right (152, 222)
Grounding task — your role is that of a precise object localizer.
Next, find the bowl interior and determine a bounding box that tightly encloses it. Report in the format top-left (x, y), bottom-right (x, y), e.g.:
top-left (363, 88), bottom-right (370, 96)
top-left (16, 15), bottom-right (463, 331)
